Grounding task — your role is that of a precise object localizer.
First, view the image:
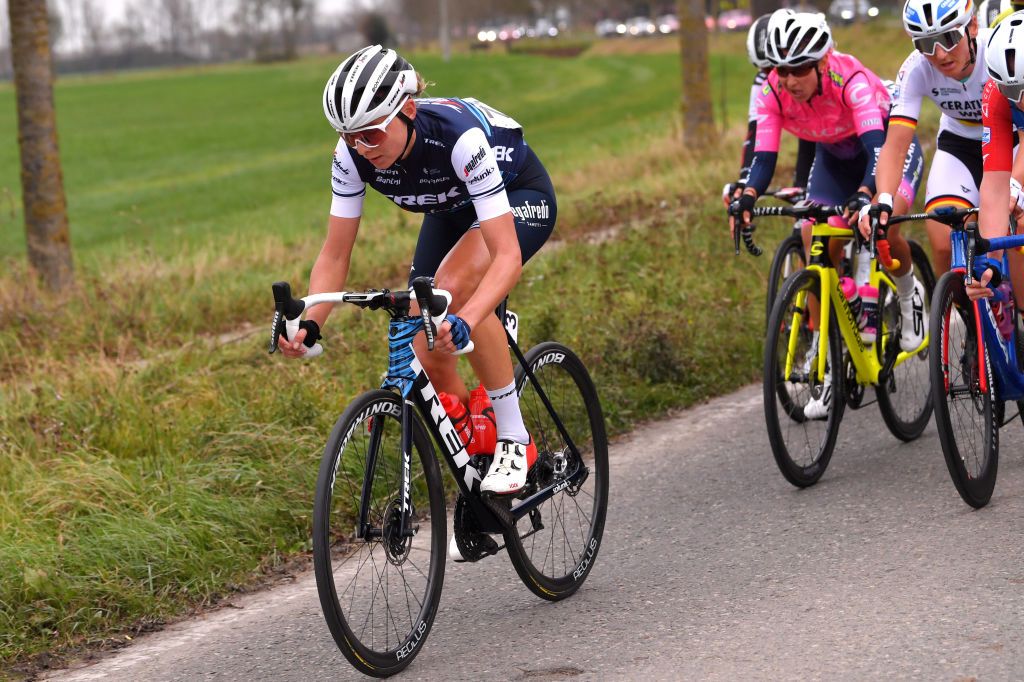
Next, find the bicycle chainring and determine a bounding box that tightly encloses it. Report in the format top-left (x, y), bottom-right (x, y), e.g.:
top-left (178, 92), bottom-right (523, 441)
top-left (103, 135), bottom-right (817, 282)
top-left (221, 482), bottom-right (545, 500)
top-left (453, 494), bottom-right (499, 562)
top-left (843, 352), bottom-right (864, 408)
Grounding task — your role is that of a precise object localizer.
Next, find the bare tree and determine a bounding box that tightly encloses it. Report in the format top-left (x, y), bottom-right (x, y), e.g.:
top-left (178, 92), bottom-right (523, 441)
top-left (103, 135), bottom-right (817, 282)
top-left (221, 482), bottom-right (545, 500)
top-left (156, 0), bottom-right (198, 56)
top-left (8, 0), bottom-right (73, 291)
top-left (677, 0), bottom-right (714, 150)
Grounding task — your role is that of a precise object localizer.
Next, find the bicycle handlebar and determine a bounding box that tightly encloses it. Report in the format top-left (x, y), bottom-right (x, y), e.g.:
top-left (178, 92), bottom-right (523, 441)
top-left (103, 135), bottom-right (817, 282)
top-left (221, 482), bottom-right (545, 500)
top-left (268, 277), bottom-right (475, 359)
top-left (729, 201), bottom-right (844, 257)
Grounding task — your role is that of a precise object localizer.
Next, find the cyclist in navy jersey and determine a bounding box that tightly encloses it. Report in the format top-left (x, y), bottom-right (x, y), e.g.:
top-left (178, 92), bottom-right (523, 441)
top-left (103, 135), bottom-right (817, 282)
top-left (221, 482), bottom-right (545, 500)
top-left (278, 45), bottom-right (555, 497)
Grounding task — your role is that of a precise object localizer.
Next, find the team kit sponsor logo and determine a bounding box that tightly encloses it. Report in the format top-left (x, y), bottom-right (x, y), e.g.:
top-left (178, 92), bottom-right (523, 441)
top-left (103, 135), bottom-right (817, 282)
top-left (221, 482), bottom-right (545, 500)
top-left (511, 199), bottom-right (551, 222)
top-left (463, 146), bottom-right (487, 177)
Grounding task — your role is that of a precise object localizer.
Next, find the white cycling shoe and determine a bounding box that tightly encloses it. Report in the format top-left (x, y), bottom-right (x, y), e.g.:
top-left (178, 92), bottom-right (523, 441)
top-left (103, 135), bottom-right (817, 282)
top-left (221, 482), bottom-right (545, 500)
top-left (803, 372), bottom-right (833, 420)
top-left (480, 439), bottom-right (531, 495)
top-left (449, 536), bottom-right (466, 563)
top-left (899, 278), bottom-right (927, 352)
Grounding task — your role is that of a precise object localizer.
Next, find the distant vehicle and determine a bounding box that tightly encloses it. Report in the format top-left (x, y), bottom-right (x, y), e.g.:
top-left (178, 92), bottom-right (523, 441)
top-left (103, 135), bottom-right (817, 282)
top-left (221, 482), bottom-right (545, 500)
top-left (828, 0), bottom-right (880, 23)
top-left (626, 16), bottom-right (657, 36)
top-left (595, 18), bottom-right (619, 37)
top-left (717, 9), bottom-right (753, 31)
top-left (657, 14), bottom-right (680, 34)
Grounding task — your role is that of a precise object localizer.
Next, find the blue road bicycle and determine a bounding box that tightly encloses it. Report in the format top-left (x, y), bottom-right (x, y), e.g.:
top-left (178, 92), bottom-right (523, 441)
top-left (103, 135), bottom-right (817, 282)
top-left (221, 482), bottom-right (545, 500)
top-left (269, 277), bottom-right (608, 677)
top-left (928, 207), bottom-right (1024, 508)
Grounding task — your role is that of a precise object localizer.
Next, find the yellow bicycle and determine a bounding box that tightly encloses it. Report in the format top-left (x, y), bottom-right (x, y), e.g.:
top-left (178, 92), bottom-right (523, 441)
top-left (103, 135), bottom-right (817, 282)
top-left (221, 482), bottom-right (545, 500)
top-left (760, 204), bottom-right (936, 487)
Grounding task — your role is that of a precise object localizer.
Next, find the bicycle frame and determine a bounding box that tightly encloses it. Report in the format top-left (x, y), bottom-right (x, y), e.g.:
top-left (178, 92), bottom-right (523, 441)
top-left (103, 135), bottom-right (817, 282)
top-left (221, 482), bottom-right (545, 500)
top-left (947, 229), bottom-right (1024, 402)
top-left (785, 223), bottom-right (921, 386)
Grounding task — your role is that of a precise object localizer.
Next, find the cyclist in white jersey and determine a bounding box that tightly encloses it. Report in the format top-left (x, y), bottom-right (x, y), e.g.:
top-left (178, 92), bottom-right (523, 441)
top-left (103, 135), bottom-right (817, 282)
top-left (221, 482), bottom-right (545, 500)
top-left (860, 0), bottom-right (993, 351)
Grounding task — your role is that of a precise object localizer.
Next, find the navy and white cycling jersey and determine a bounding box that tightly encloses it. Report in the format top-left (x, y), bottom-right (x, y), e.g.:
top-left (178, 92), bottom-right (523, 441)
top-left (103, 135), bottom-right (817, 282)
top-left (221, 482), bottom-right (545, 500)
top-left (330, 97), bottom-right (546, 221)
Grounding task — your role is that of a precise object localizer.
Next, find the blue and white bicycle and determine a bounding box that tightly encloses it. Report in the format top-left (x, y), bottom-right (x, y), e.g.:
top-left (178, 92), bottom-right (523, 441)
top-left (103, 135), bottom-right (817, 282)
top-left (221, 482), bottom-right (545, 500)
top-left (269, 277), bottom-right (608, 677)
top-left (928, 207), bottom-right (1024, 508)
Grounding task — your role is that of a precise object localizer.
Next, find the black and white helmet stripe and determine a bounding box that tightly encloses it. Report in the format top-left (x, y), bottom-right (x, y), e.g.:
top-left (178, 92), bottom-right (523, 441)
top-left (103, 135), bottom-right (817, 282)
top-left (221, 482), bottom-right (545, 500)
top-left (986, 11), bottom-right (1024, 86)
top-left (323, 45), bottom-right (418, 132)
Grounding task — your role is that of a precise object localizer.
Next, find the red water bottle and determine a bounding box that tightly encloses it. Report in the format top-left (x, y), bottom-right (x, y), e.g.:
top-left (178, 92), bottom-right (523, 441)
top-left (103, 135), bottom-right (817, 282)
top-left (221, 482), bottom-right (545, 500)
top-left (438, 392), bottom-right (472, 448)
top-left (468, 384), bottom-right (497, 456)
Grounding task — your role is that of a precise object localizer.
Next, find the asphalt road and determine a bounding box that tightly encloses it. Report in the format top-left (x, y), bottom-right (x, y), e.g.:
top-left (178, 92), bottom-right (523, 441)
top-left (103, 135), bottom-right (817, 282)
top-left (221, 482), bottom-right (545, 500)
top-left (46, 384), bottom-right (1024, 681)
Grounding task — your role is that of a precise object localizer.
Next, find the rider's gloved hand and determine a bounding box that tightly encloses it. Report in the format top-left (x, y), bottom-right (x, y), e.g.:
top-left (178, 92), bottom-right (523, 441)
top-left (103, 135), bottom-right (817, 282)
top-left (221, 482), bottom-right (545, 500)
top-left (278, 319), bottom-right (321, 358)
top-left (722, 181), bottom-right (744, 208)
top-left (729, 190), bottom-right (757, 239)
top-left (435, 314), bottom-right (472, 354)
top-left (1010, 178), bottom-right (1024, 222)
top-left (844, 189), bottom-right (872, 225)
top-left (857, 192), bottom-right (893, 239)
top-left (966, 256), bottom-right (1002, 302)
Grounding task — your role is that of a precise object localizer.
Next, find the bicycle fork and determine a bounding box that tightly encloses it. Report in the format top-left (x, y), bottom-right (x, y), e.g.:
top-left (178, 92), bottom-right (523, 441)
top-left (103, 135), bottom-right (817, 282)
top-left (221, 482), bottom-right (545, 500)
top-left (356, 401), bottom-right (417, 541)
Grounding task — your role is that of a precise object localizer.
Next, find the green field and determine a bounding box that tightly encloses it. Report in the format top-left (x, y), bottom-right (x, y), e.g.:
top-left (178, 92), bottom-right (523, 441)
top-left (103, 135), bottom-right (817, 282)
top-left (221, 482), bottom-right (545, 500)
top-left (0, 25), bottom-right (932, 669)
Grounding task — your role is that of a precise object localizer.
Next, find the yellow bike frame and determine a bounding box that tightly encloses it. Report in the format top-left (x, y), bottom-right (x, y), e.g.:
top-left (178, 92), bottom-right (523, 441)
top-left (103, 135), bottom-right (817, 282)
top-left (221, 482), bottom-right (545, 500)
top-left (782, 223), bottom-right (929, 386)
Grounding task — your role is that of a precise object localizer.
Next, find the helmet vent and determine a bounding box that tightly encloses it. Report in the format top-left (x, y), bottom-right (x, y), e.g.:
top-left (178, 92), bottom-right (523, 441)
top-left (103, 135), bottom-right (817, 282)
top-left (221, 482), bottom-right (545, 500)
top-left (923, 3), bottom-right (934, 25)
top-left (1009, 49), bottom-right (1018, 78)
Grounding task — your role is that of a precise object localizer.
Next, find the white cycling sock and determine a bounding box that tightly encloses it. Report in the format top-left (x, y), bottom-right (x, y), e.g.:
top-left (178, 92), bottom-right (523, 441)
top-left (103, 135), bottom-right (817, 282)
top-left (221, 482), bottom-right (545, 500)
top-left (895, 265), bottom-right (916, 300)
top-left (486, 381), bottom-right (529, 443)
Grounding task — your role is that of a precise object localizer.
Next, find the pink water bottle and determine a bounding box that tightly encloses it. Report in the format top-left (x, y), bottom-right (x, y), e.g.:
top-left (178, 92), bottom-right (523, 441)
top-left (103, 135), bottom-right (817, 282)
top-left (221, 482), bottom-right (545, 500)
top-left (859, 284), bottom-right (878, 344)
top-left (840, 277), bottom-right (862, 323)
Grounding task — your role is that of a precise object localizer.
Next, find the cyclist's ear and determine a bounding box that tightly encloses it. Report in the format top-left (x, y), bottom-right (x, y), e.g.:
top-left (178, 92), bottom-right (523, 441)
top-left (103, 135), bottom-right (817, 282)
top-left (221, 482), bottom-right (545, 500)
top-left (403, 98), bottom-right (417, 120)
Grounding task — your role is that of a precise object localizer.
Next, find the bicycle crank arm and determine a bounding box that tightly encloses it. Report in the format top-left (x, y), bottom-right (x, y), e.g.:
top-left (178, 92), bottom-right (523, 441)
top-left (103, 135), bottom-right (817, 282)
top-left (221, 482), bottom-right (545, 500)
top-left (509, 464), bottom-right (589, 521)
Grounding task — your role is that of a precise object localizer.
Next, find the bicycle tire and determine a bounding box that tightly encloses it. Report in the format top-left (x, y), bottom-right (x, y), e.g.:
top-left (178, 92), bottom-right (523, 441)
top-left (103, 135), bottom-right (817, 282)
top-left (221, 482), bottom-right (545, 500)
top-left (875, 239), bottom-right (936, 441)
top-left (929, 273), bottom-right (999, 508)
top-left (766, 231), bottom-right (806, 323)
top-left (764, 268), bottom-right (845, 487)
top-left (313, 389), bottom-right (446, 677)
top-left (506, 341), bottom-right (609, 601)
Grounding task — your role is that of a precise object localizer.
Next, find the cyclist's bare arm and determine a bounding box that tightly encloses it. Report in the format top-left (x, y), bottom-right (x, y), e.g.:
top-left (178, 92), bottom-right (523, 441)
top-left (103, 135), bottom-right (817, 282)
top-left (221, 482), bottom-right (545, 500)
top-left (453, 211), bottom-right (522, 331)
top-left (280, 214), bottom-right (359, 356)
top-left (858, 123), bottom-right (914, 236)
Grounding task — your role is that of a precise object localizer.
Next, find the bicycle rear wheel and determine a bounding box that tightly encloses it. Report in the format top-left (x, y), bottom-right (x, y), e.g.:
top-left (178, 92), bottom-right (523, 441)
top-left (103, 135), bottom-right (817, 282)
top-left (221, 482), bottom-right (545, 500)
top-left (766, 230), bottom-right (806, 323)
top-left (876, 239), bottom-right (936, 441)
top-left (313, 390), bottom-right (446, 677)
top-left (507, 341), bottom-right (609, 601)
top-left (929, 272), bottom-right (999, 508)
top-left (763, 268), bottom-right (845, 487)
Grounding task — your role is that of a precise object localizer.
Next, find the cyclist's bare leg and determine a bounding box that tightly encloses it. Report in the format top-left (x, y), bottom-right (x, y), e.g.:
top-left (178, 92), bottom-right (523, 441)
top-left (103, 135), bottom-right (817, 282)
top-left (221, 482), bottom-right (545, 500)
top-left (925, 218), bottom-right (952, 275)
top-left (413, 228), bottom-right (514, 405)
top-left (1009, 249), bottom-right (1024, 310)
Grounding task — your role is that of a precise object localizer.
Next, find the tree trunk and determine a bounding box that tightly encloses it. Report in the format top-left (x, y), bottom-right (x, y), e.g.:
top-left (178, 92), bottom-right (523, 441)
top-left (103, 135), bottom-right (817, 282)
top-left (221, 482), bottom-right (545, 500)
top-left (8, 0), bottom-right (73, 292)
top-left (678, 0), bottom-right (715, 150)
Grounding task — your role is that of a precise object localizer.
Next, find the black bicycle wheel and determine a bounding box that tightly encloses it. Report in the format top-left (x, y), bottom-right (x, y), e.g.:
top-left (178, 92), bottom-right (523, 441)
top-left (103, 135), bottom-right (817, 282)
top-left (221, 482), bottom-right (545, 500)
top-left (876, 239), bottom-right (936, 441)
top-left (313, 389), bottom-right (446, 677)
top-left (764, 268), bottom-right (845, 487)
top-left (506, 341), bottom-right (609, 601)
top-left (929, 273), bottom-right (999, 508)
top-left (766, 230), bottom-right (806, 323)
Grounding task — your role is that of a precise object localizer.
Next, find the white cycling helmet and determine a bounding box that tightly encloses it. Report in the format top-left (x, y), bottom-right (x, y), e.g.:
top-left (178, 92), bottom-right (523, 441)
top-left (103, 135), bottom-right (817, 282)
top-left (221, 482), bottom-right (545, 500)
top-left (747, 14), bottom-right (774, 68)
top-left (985, 10), bottom-right (1024, 98)
top-left (902, 0), bottom-right (974, 37)
top-left (765, 11), bottom-right (833, 66)
top-left (323, 45), bottom-right (418, 132)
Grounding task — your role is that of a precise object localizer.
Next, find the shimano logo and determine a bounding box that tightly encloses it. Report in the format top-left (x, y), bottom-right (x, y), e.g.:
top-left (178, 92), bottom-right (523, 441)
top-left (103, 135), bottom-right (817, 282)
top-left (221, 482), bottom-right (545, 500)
top-left (463, 146), bottom-right (487, 177)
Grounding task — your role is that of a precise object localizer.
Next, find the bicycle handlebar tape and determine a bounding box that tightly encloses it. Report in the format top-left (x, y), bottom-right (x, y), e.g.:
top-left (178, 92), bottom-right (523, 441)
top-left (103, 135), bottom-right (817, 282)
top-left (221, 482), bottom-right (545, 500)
top-left (876, 240), bottom-right (899, 271)
top-left (741, 225), bottom-right (763, 256)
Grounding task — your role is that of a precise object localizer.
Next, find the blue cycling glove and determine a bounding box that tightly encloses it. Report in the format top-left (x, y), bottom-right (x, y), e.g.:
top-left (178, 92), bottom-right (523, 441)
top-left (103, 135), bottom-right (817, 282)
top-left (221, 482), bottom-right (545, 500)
top-left (973, 256), bottom-right (1004, 287)
top-left (445, 314), bottom-right (472, 350)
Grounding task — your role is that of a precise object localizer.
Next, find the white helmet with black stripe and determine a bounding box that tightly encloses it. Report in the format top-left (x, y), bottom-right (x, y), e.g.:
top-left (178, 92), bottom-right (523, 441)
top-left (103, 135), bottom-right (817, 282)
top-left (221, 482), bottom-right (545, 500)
top-left (985, 10), bottom-right (1024, 91)
top-left (765, 11), bottom-right (833, 66)
top-left (323, 45), bottom-right (418, 132)
top-left (748, 9), bottom-right (795, 69)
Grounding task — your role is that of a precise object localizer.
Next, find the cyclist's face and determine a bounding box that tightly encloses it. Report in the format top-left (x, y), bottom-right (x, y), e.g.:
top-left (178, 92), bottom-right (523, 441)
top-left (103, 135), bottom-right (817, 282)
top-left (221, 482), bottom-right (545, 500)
top-left (923, 18), bottom-right (977, 79)
top-left (777, 61), bottom-right (821, 103)
top-left (345, 100), bottom-right (415, 169)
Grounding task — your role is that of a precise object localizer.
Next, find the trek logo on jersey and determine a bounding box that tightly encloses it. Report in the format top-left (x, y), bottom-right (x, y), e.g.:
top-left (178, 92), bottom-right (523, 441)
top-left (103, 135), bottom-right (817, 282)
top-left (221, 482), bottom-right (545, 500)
top-left (386, 186), bottom-right (461, 207)
top-left (463, 147), bottom-right (487, 177)
top-left (493, 145), bottom-right (514, 163)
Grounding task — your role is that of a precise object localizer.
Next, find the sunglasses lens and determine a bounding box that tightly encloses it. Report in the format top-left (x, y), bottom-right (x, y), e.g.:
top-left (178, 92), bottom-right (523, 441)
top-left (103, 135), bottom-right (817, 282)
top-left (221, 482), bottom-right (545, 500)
top-left (777, 63), bottom-right (814, 78)
top-left (914, 28), bottom-right (963, 55)
top-left (342, 127), bottom-right (388, 148)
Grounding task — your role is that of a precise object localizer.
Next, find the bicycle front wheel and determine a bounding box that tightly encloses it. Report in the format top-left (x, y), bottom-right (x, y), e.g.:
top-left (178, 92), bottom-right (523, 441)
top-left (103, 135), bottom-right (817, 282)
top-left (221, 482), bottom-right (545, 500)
top-left (764, 268), bottom-right (845, 487)
top-left (876, 239), bottom-right (936, 441)
top-left (313, 389), bottom-right (446, 677)
top-left (930, 273), bottom-right (999, 508)
top-left (507, 342), bottom-right (609, 601)
top-left (766, 231), bottom-right (806, 323)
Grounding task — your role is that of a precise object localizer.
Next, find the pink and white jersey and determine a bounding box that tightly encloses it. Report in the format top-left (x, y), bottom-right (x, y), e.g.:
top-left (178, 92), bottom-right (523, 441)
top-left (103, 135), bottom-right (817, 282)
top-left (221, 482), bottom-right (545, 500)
top-left (753, 51), bottom-right (890, 159)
